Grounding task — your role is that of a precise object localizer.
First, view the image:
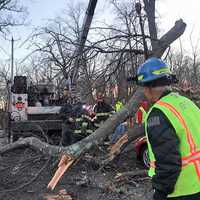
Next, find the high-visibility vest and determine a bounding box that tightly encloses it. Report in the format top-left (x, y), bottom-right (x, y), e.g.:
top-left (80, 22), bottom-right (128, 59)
top-left (145, 92), bottom-right (200, 198)
top-left (115, 101), bottom-right (123, 112)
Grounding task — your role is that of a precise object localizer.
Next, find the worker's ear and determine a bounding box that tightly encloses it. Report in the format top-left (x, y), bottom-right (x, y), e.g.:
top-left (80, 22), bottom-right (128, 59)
top-left (144, 87), bottom-right (150, 93)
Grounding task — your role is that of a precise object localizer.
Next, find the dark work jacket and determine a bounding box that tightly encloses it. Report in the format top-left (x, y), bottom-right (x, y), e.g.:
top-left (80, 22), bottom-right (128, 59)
top-left (73, 106), bottom-right (95, 140)
top-left (59, 102), bottom-right (73, 122)
top-left (93, 101), bottom-right (114, 128)
top-left (147, 91), bottom-right (182, 200)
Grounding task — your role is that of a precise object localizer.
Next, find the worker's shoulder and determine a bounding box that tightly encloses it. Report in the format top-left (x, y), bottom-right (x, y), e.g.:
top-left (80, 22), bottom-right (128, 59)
top-left (147, 108), bottom-right (168, 128)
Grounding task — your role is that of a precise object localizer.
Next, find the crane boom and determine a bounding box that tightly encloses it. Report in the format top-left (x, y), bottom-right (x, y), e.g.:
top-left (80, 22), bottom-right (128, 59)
top-left (71, 0), bottom-right (98, 86)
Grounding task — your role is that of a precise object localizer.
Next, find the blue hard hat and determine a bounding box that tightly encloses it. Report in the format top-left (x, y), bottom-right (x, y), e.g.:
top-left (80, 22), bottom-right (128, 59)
top-left (137, 57), bottom-right (172, 86)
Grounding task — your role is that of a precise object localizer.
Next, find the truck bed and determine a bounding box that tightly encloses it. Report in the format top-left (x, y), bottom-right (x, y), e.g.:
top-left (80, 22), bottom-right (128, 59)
top-left (11, 119), bottom-right (62, 132)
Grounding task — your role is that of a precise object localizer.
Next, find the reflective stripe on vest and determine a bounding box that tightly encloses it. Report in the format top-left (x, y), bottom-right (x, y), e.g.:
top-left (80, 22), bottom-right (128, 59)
top-left (74, 130), bottom-right (82, 134)
top-left (82, 122), bottom-right (88, 127)
top-left (75, 118), bottom-right (83, 122)
top-left (82, 115), bottom-right (93, 121)
top-left (157, 100), bottom-right (200, 180)
top-left (96, 113), bottom-right (110, 117)
top-left (74, 129), bottom-right (93, 135)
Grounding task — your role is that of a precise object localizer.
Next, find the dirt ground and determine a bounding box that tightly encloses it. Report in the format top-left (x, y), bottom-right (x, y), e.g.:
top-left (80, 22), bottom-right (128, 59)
top-left (0, 142), bottom-right (152, 200)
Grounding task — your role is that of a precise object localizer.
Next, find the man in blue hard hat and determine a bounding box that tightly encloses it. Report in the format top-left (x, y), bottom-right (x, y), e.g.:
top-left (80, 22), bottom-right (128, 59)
top-left (137, 57), bottom-right (200, 200)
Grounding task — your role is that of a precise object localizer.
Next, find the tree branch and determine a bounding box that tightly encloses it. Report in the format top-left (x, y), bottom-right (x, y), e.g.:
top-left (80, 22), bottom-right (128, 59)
top-left (152, 19), bottom-right (186, 58)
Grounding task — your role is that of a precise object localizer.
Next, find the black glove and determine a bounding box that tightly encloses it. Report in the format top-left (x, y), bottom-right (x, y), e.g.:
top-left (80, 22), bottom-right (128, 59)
top-left (153, 190), bottom-right (167, 200)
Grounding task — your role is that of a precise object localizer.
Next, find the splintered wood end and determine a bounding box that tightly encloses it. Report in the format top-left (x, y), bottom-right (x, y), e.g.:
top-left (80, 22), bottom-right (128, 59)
top-left (47, 154), bottom-right (75, 190)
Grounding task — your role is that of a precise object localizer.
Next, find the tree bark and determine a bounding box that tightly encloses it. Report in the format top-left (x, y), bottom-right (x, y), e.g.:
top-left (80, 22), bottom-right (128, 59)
top-left (152, 19), bottom-right (186, 58)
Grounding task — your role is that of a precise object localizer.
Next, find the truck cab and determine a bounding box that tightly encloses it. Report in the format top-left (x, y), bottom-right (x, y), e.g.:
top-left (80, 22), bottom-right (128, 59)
top-left (10, 76), bottom-right (62, 144)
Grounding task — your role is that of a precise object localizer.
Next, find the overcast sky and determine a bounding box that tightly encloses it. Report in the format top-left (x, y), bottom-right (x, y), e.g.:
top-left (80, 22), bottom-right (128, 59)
top-left (1, 0), bottom-right (200, 62)
top-left (157, 0), bottom-right (200, 51)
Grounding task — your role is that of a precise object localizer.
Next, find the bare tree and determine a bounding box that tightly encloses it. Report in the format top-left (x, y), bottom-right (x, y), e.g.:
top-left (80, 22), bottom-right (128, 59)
top-left (0, 0), bottom-right (27, 33)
